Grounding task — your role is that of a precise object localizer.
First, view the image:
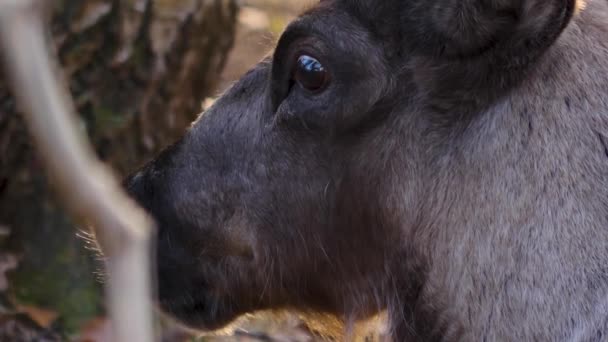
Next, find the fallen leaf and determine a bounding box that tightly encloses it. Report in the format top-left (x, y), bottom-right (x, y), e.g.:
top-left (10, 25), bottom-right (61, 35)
top-left (77, 317), bottom-right (113, 342)
top-left (15, 304), bottom-right (58, 329)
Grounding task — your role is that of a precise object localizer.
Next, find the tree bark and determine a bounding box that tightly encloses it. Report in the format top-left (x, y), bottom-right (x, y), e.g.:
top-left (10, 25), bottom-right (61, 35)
top-left (0, 0), bottom-right (237, 338)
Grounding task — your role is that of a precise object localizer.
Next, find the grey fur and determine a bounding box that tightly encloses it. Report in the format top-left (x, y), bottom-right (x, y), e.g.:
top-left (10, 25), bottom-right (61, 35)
top-left (125, 0), bottom-right (608, 340)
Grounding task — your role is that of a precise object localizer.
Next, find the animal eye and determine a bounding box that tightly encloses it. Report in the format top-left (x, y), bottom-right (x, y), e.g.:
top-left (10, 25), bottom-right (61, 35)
top-left (293, 55), bottom-right (329, 92)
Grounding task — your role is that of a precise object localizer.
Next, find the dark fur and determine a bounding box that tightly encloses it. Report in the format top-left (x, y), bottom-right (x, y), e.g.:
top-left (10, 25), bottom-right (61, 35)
top-left (125, 0), bottom-right (608, 340)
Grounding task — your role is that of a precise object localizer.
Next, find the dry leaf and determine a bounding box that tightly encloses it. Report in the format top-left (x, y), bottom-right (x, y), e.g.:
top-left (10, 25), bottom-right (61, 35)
top-left (15, 304), bottom-right (59, 329)
top-left (77, 317), bottom-right (113, 342)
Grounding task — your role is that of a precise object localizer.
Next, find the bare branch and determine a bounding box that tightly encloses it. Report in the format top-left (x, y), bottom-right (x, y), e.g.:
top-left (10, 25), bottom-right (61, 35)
top-left (0, 1), bottom-right (156, 341)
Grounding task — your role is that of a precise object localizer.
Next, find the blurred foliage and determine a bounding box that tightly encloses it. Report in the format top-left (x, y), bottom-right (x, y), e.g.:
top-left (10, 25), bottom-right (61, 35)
top-left (0, 0), bottom-right (237, 339)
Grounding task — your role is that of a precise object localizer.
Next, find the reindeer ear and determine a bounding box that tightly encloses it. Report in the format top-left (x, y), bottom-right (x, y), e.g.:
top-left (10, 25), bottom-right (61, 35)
top-left (385, 0), bottom-right (578, 112)
top-left (401, 0), bottom-right (577, 59)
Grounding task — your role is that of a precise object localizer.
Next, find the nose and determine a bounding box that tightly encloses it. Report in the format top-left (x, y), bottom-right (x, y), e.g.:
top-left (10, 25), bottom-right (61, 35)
top-left (124, 140), bottom-right (183, 202)
top-left (123, 170), bottom-right (151, 209)
top-left (122, 145), bottom-right (182, 243)
top-left (123, 166), bottom-right (163, 225)
top-left (124, 171), bottom-right (146, 198)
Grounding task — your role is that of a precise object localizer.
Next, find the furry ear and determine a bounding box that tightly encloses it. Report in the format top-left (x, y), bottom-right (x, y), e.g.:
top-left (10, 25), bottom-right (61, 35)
top-left (394, 0), bottom-right (578, 113)
top-left (400, 0), bottom-right (577, 59)
top-left (336, 0), bottom-right (578, 112)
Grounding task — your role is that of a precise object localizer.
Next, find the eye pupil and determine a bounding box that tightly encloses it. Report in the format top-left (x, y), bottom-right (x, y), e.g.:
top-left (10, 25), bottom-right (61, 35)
top-left (293, 55), bottom-right (329, 92)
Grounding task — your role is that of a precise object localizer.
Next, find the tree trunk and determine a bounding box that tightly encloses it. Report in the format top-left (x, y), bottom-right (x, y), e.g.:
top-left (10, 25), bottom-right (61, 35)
top-left (0, 0), bottom-right (237, 338)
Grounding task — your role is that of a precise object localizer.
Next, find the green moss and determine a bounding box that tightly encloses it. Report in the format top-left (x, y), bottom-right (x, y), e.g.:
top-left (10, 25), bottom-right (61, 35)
top-left (7, 194), bottom-right (103, 336)
top-left (93, 106), bottom-right (127, 132)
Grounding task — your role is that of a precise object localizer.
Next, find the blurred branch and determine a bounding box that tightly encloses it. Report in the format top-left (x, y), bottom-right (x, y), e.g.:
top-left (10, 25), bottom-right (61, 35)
top-left (0, 1), bottom-right (156, 341)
